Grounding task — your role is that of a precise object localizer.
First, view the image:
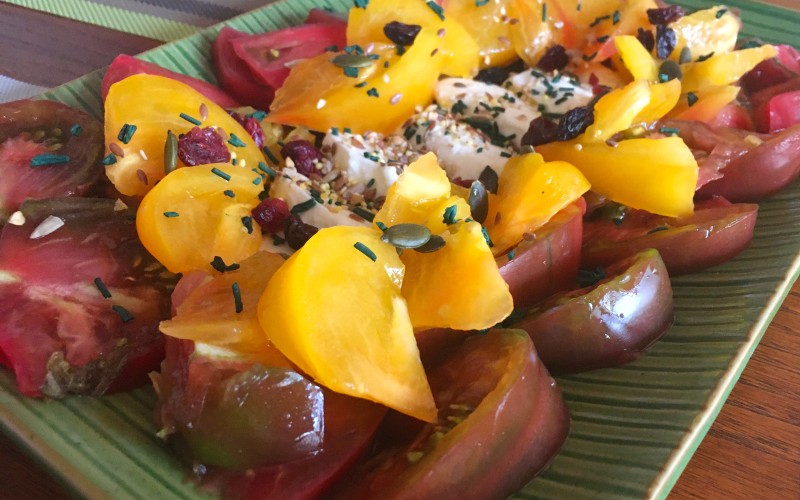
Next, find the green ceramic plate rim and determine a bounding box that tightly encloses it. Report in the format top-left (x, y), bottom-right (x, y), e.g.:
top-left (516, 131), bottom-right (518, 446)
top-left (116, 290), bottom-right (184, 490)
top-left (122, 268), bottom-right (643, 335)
top-left (1, 0), bottom-right (799, 498)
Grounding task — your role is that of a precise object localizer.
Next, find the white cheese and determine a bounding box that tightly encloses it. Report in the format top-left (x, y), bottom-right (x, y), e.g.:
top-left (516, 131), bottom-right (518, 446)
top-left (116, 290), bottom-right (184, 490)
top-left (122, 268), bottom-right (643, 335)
top-left (506, 69), bottom-right (594, 116)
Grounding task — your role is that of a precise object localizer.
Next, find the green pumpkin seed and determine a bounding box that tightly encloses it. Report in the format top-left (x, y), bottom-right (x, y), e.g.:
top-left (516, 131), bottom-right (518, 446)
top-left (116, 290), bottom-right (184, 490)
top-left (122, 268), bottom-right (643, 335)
top-left (468, 180), bottom-right (489, 224)
top-left (414, 234), bottom-right (446, 253)
top-left (164, 130), bottom-right (178, 174)
top-left (659, 60), bottom-right (682, 82)
top-left (331, 53), bottom-right (375, 68)
top-left (381, 223), bottom-right (432, 249)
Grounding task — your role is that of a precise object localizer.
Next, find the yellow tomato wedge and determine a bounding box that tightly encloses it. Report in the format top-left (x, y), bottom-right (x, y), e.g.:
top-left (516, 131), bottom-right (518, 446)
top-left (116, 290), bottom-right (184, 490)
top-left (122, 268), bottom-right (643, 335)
top-left (584, 80), bottom-right (652, 143)
top-left (258, 226), bottom-right (437, 422)
top-left (104, 74), bottom-right (264, 197)
top-left (537, 137), bottom-right (698, 217)
top-left (681, 45), bottom-right (778, 91)
top-left (136, 163), bottom-right (264, 274)
top-left (160, 251), bottom-right (290, 366)
top-left (634, 80), bottom-right (682, 123)
top-left (375, 152), bottom-right (451, 228)
top-left (486, 153), bottom-right (590, 254)
top-left (668, 85), bottom-right (741, 122)
top-left (347, 0), bottom-right (479, 77)
top-left (670, 6), bottom-right (741, 62)
top-left (401, 221), bottom-right (512, 330)
top-left (268, 30), bottom-right (444, 135)
top-left (507, 0), bottom-right (553, 67)
top-left (614, 35), bottom-right (658, 81)
top-left (443, 0), bottom-right (517, 68)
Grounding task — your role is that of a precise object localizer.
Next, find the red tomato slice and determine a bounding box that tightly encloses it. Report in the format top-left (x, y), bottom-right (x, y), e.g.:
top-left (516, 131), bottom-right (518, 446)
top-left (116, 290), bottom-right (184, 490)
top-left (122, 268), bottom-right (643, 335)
top-left (101, 55), bottom-right (239, 108)
top-left (305, 7), bottom-right (347, 25)
top-left (212, 27), bottom-right (275, 110)
top-left (754, 91), bottom-right (800, 133)
top-left (230, 23), bottom-right (347, 90)
top-left (582, 197), bottom-right (758, 276)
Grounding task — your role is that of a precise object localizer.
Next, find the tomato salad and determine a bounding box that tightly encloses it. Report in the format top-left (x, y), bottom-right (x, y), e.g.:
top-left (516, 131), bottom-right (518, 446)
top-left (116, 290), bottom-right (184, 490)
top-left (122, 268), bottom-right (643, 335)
top-left (1, 0), bottom-right (800, 498)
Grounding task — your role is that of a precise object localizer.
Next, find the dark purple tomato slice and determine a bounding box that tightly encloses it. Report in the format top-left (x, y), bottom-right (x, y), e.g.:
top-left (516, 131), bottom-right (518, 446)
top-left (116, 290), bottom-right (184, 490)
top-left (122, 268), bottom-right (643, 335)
top-left (0, 198), bottom-right (175, 397)
top-left (753, 90), bottom-right (800, 134)
top-left (0, 99), bottom-right (103, 224)
top-left (512, 249), bottom-right (673, 374)
top-left (582, 197), bottom-right (758, 276)
top-left (101, 55), bottom-right (240, 108)
top-left (498, 201), bottom-right (583, 308)
top-left (230, 23), bottom-right (347, 90)
top-left (156, 338), bottom-right (387, 499)
top-left (742, 45), bottom-right (800, 94)
top-left (212, 27), bottom-right (275, 111)
top-left (332, 329), bottom-right (570, 500)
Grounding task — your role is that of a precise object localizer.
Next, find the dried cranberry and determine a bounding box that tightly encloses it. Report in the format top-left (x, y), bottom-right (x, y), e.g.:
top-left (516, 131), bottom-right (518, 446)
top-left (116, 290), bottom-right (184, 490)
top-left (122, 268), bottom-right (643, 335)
top-left (522, 116), bottom-right (559, 147)
top-left (450, 177), bottom-right (475, 189)
top-left (474, 60), bottom-right (526, 86)
top-left (557, 106), bottom-right (594, 141)
top-left (229, 111), bottom-right (266, 148)
top-left (636, 27), bottom-right (655, 53)
top-left (383, 21), bottom-right (422, 46)
top-left (646, 5), bottom-right (685, 25)
top-left (280, 140), bottom-right (322, 178)
top-left (177, 127), bottom-right (230, 166)
top-left (656, 25), bottom-right (677, 60)
top-left (537, 45), bottom-right (569, 72)
top-left (284, 215), bottom-right (318, 250)
top-left (252, 197), bottom-right (290, 234)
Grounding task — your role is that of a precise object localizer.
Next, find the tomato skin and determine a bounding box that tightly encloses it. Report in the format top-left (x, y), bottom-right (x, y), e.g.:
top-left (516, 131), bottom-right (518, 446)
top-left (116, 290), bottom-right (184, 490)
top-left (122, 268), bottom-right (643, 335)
top-left (513, 249), bottom-right (673, 374)
top-left (101, 55), bottom-right (239, 108)
top-left (332, 330), bottom-right (570, 500)
top-left (582, 198), bottom-right (758, 276)
top-left (697, 124), bottom-right (800, 202)
top-left (753, 91), bottom-right (800, 133)
top-left (0, 198), bottom-right (174, 397)
top-left (213, 27), bottom-right (275, 111)
top-left (0, 99), bottom-right (103, 223)
top-left (498, 201), bottom-right (583, 309)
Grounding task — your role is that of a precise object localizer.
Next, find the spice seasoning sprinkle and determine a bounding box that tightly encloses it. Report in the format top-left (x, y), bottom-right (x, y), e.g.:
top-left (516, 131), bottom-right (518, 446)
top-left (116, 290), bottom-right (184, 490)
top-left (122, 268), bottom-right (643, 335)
top-left (30, 153), bottom-right (70, 167)
top-left (112, 305), bottom-right (134, 323)
top-left (69, 124), bottom-right (82, 136)
top-left (94, 277), bottom-right (112, 299)
top-left (211, 255), bottom-right (241, 273)
top-left (117, 123), bottom-right (137, 144)
top-left (228, 133), bottom-right (246, 148)
top-left (241, 216), bottom-right (254, 234)
top-left (354, 241), bottom-right (378, 261)
top-left (179, 112), bottom-right (202, 126)
top-left (163, 211), bottom-right (180, 218)
top-left (232, 282), bottom-right (244, 313)
top-left (211, 167), bottom-right (232, 181)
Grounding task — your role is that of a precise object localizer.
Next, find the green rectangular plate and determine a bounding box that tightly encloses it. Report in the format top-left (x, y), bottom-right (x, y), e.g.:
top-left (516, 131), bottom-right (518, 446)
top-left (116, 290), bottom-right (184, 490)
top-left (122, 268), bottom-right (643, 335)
top-left (1, 1), bottom-right (799, 498)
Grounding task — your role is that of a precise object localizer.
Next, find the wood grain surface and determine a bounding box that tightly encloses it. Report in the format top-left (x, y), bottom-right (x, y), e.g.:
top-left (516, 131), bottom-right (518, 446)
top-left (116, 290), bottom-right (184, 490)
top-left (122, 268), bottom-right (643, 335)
top-left (0, 1), bottom-right (798, 498)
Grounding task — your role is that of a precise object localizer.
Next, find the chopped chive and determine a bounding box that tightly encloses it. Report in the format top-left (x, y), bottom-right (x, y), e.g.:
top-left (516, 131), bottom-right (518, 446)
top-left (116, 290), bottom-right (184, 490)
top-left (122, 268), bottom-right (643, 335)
top-left (163, 211), bottom-right (180, 218)
top-left (542, 2), bottom-right (547, 21)
top-left (376, 221), bottom-right (388, 232)
top-left (659, 126), bottom-right (680, 136)
top-left (211, 167), bottom-right (231, 181)
top-left (248, 110), bottom-right (268, 121)
top-left (582, 51), bottom-right (598, 62)
top-left (351, 206), bottom-right (375, 222)
top-left (232, 282), bottom-right (243, 313)
top-left (69, 124), bottom-right (82, 136)
top-left (94, 277), bottom-right (112, 299)
top-left (101, 153), bottom-right (117, 165)
top-left (228, 133), bottom-right (246, 148)
top-left (179, 112), bottom-right (201, 126)
top-left (612, 9), bottom-right (620, 24)
top-left (331, 127), bottom-right (339, 136)
top-left (241, 215), bottom-right (254, 234)
top-left (224, 189), bottom-right (235, 198)
top-left (263, 147), bottom-right (280, 165)
top-left (354, 81), bottom-right (368, 88)
top-left (481, 227), bottom-right (494, 247)
top-left (426, 0), bottom-right (445, 20)
top-left (507, 249), bottom-right (515, 260)
top-left (687, 92), bottom-right (698, 106)
top-left (475, 0), bottom-right (489, 5)
top-left (442, 205), bottom-right (458, 225)
top-left (716, 8), bottom-right (727, 18)
top-left (354, 0), bottom-right (368, 8)
top-left (30, 153), bottom-right (70, 167)
top-left (252, 176), bottom-right (262, 186)
top-left (354, 242), bottom-right (377, 262)
top-left (211, 256), bottom-right (241, 273)
top-left (343, 66), bottom-right (359, 78)
top-left (589, 15), bottom-right (609, 27)
top-left (258, 161), bottom-right (276, 178)
top-left (291, 198), bottom-right (317, 214)
top-left (117, 123), bottom-right (137, 144)
top-left (363, 152), bottom-right (380, 162)
top-left (112, 305), bottom-right (134, 323)
top-left (367, 87), bottom-right (380, 98)
top-left (272, 235), bottom-right (286, 245)
top-left (697, 52), bottom-right (715, 62)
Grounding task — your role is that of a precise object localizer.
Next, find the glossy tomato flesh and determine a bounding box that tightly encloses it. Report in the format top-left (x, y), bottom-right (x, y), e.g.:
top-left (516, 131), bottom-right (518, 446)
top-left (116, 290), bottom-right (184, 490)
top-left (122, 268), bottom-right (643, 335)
top-left (213, 27), bottom-right (275, 110)
top-left (513, 249), bottom-right (673, 374)
top-left (332, 329), bottom-right (570, 500)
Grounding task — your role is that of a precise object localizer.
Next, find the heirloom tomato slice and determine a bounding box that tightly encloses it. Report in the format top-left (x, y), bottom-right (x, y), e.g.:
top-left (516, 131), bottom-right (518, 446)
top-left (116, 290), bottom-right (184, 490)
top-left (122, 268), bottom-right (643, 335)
top-left (136, 164), bottom-right (264, 274)
top-left (104, 74), bottom-right (264, 197)
top-left (0, 99), bottom-right (103, 224)
top-left (213, 27), bottom-right (276, 110)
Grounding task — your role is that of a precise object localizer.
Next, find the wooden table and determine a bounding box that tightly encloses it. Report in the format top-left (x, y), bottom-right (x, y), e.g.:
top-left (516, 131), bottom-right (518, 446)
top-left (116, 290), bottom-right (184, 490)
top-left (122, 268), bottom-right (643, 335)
top-left (0, 1), bottom-right (798, 498)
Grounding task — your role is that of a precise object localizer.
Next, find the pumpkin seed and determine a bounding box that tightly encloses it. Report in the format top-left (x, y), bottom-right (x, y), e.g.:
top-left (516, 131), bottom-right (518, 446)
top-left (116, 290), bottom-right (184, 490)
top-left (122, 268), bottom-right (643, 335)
top-left (381, 223), bottom-right (432, 249)
top-left (164, 130), bottom-right (178, 174)
top-left (331, 53), bottom-right (375, 69)
top-left (413, 234), bottom-right (446, 253)
top-left (468, 180), bottom-right (489, 224)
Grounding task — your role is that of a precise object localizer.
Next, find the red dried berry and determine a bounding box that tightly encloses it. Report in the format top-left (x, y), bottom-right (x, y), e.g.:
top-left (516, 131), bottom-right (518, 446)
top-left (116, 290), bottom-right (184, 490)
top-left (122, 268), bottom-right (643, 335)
top-left (557, 106), bottom-right (595, 141)
top-left (521, 116), bottom-right (559, 147)
top-left (280, 140), bottom-right (322, 178)
top-left (537, 45), bottom-right (569, 72)
top-left (646, 5), bottom-right (685, 25)
top-left (474, 60), bottom-right (526, 86)
top-left (229, 111), bottom-right (266, 149)
top-left (284, 215), bottom-right (318, 250)
top-left (636, 27), bottom-right (655, 53)
top-left (383, 21), bottom-right (422, 46)
top-left (450, 177), bottom-right (475, 189)
top-left (177, 127), bottom-right (230, 166)
top-left (252, 197), bottom-right (290, 234)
